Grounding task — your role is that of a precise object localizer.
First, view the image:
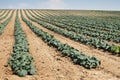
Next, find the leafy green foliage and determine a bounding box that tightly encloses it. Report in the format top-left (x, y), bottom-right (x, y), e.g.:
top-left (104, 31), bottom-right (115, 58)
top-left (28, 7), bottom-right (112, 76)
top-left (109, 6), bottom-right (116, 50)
top-left (21, 10), bottom-right (100, 69)
top-left (112, 46), bottom-right (120, 54)
top-left (32, 10), bottom-right (120, 43)
top-left (0, 10), bottom-right (14, 35)
top-left (8, 11), bottom-right (36, 77)
top-left (0, 10), bottom-right (11, 20)
top-left (27, 10), bottom-right (120, 55)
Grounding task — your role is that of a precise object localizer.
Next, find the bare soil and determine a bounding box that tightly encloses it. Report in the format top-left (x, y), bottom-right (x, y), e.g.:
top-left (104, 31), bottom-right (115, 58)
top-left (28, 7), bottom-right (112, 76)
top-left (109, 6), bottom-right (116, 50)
top-left (23, 10), bottom-right (120, 80)
top-left (0, 10), bottom-right (12, 23)
top-left (0, 10), bottom-right (16, 79)
top-left (0, 10), bottom-right (120, 80)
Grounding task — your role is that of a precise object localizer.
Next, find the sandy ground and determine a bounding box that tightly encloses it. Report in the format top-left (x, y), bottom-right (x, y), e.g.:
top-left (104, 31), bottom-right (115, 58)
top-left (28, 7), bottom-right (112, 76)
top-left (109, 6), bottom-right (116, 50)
top-left (0, 10), bottom-right (120, 80)
top-left (0, 10), bottom-right (5, 17)
top-left (38, 10), bottom-right (120, 17)
top-left (0, 10), bottom-right (12, 24)
top-left (25, 10), bottom-right (120, 76)
top-left (25, 10), bottom-right (120, 80)
top-left (0, 10), bottom-right (16, 79)
top-left (34, 10), bottom-right (120, 46)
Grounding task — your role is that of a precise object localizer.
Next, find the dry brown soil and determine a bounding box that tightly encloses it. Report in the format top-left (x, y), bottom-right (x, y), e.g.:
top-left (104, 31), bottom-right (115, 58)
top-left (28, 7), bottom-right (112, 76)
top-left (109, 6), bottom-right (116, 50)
top-left (0, 10), bottom-right (120, 80)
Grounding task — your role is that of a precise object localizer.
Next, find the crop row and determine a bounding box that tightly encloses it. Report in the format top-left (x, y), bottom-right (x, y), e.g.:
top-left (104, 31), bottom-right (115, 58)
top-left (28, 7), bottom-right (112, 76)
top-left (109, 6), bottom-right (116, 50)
top-left (0, 10), bottom-right (11, 20)
top-left (21, 10), bottom-right (100, 69)
top-left (26, 10), bottom-right (120, 55)
top-left (0, 10), bottom-right (14, 35)
top-left (0, 10), bottom-right (7, 17)
top-left (0, 9), bottom-right (3, 13)
top-left (36, 10), bottom-right (120, 32)
top-left (8, 11), bottom-right (36, 77)
top-left (39, 10), bottom-right (120, 31)
top-left (33, 10), bottom-right (120, 43)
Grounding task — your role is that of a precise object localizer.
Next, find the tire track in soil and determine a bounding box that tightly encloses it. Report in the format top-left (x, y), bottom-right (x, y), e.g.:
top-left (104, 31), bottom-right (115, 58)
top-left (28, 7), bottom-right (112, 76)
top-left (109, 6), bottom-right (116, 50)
top-left (0, 10), bottom-right (16, 79)
top-left (23, 10), bottom-right (120, 80)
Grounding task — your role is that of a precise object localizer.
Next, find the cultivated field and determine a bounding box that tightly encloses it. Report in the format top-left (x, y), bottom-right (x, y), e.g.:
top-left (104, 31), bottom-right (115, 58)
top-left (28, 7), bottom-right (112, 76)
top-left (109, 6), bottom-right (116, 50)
top-left (0, 9), bottom-right (120, 80)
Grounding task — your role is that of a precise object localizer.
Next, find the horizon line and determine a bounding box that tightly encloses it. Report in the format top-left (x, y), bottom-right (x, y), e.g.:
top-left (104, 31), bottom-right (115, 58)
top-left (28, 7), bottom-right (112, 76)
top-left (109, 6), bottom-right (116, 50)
top-left (0, 9), bottom-right (120, 11)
